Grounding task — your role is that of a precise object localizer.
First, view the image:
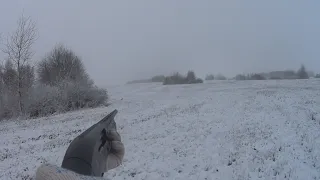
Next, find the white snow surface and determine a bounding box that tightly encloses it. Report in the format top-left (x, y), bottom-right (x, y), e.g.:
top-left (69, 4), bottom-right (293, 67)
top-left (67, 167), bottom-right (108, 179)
top-left (1, 80), bottom-right (320, 180)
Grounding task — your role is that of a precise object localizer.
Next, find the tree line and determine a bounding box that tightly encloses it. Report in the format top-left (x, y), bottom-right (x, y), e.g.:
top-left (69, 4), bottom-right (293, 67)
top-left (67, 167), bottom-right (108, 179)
top-left (127, 71), bottom-right (203, 85)
top-left (205, 65), bottom-right (315, 81)
top-left (128, 64), bottom-right (317, 86)
top-left (233, 65), bottom-right (311, 80)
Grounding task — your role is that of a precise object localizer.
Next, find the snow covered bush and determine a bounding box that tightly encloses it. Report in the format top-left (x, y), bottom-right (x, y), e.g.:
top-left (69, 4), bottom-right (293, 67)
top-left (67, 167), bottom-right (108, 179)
top-left (25, 84), bottom-right (62, 117)
top-left (56, 80), bottom-right (108, 111)
top-left (0, 92), bottom-right (20, 120)
top-left (24, 44), bottom-right (109, 118)
top-left (0, 60), bottom-right (35, 120)
top-left (25, 81), bottom-right (108, 118)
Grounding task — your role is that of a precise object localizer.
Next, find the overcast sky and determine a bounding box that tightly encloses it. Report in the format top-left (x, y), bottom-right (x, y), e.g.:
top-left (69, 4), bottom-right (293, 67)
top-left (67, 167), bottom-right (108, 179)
top-left (0, 1), bottom-right (319, 85)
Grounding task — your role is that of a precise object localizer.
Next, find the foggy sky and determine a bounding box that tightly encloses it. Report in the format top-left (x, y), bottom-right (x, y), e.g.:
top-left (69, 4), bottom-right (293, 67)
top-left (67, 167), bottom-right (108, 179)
top-left (0, 1), bottom-right (319, 86)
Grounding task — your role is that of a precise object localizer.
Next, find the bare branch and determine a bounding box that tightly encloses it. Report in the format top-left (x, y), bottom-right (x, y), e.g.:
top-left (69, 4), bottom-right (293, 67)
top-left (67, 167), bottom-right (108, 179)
top-left (1, 14), bottom-right (38, 114)
top-left (2, 14), bottom-right (38, 67)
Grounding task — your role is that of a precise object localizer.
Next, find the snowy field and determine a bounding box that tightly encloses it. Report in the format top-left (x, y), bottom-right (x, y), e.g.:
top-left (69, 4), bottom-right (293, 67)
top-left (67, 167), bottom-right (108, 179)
top-left (1, 79), bottom-right (320, 180)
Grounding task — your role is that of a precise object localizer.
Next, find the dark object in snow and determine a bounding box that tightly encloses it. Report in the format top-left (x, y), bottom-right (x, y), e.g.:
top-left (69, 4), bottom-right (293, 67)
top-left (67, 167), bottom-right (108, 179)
top-left (129, 172), bottom-right (137, 177)
top-left (61, 109), bottom-right (118, 177)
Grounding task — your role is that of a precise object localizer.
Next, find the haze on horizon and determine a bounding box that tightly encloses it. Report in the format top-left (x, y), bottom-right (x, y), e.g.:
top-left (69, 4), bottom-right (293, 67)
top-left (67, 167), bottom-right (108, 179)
top-left (0, 0), bottom-right (319, 86)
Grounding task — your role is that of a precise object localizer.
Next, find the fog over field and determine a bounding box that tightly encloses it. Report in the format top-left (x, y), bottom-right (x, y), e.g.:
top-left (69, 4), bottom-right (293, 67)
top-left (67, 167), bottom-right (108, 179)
top-left (1, 1), bottom-right (320, 85)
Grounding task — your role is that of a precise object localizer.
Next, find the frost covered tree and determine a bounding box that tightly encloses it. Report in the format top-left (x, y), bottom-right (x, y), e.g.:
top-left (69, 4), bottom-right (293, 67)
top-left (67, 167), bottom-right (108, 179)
top-left (1, 14), bottom-right (37, 114)
top-left (37, 44), bottom-right (90, 86)
top-left (30, 44), bottom-right (108, 117)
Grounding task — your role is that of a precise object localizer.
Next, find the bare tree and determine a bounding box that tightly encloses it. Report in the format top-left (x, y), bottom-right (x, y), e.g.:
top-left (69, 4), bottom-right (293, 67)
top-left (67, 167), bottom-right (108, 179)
top-left (2, 14), bottom-right (38, 114)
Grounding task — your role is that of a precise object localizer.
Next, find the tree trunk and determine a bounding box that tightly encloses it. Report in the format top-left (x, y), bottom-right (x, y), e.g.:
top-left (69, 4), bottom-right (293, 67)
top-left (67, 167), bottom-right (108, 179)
top-left (18, 80), bottom-right (23, 115)
top-left (17, 62), bottom-right (23, 115)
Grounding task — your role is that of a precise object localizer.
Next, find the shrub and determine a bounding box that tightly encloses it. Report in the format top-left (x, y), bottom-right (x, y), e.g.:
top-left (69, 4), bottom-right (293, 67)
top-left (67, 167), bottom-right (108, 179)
top-left (57, 81), bottom-right (108, 110)
top-left (25, 84), bottom-right (61, 117)
top-left (25, 81), bottom-right (108, 118)
top-left (297, 64), bottom-right (309, 79)
top-left (235, 74), bottom-right (246, 80)
top-left (250, 74), bottom-right (266, 80)
top-left (0, 93), bottom-right (20, 120)
top-left (186, 71), bottom-right (196, 83)
top-left (163, 71), bottom-right (203, 85)
top-left (315, 74), bottom-right (320, 78)
top-left (269, 70), bottom-right (297, 79)
top-left (195, 78), bottom-right (204, 83)
top-left (235, 73), bottom-right (265, 80)
top-left (151, 75), bottom-right (165, 82)
top-left (0, 60), bottom-right (35, 119)
top-left (205, 74), bottom-right (214, 80)
top-left (163, 72), bottom-right (185, 85)
top-left (269, 76), bottom-right (282, 80)
top-left (308, 71), bottom-right (315, 78)
top-left (127, 79), bottom-right (152, 84)
top-left (215, 74), bottom-right (227, 80)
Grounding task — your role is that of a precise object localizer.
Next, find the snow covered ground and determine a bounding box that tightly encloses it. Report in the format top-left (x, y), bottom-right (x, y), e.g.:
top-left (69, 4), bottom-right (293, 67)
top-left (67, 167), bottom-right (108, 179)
top-left (1, 79), bottom-right (320, 180)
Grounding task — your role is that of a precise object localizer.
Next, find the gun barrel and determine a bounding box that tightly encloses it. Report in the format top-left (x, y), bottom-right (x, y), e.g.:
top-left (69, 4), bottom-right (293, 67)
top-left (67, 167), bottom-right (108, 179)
top-left (79, 109), bottom-right (118, 138)
top-left (61, 109), bottom-right (119, 177)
